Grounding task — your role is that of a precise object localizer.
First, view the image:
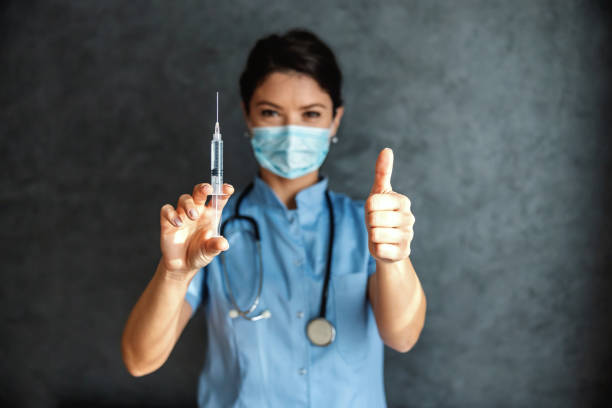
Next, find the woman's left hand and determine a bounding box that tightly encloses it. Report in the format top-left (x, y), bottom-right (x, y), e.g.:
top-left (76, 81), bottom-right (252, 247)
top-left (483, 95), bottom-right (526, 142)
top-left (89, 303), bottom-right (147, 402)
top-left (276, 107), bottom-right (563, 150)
top-left (365, 148), bottom-right (415, 264)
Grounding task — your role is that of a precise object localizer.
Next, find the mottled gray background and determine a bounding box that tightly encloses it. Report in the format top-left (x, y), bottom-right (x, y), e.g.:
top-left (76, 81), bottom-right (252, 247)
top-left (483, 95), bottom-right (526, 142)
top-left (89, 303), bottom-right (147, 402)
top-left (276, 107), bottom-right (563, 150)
top-left (1, 0), bottom-right (611, 407)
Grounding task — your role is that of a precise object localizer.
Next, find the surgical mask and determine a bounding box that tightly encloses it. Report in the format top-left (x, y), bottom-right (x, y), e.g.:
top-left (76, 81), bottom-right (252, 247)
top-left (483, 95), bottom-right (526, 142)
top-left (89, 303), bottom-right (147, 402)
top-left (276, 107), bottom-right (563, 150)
top-left (249, 123), bottom-right (335, 179)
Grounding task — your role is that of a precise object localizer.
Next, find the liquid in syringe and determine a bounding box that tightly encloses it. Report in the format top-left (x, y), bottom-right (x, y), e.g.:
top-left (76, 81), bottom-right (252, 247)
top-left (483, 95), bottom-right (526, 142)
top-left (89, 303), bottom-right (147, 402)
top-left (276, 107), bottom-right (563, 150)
top-left (211, 91), bottom-right (223, 236)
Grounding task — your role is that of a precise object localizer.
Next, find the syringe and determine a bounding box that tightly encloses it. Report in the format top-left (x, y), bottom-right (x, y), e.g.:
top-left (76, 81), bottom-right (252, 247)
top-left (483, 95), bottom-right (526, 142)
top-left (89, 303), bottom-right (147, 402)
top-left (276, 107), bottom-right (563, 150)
top-left (211, 91), bottom-right (223, 237)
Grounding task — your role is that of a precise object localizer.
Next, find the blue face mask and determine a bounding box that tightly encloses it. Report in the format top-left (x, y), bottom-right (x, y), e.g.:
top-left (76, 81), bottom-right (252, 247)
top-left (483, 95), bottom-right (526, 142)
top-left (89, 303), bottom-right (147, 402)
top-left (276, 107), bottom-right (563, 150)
top-left (250, 124), bottom-right (335, 179)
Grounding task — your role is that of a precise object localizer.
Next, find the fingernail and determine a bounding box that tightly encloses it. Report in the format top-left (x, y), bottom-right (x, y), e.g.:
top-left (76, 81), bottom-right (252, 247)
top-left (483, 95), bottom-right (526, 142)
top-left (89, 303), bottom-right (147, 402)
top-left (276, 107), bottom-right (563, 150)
top-left (189, 209), bottom-right (198, 219)
top-left (173, 217), bottom-right (183, 227)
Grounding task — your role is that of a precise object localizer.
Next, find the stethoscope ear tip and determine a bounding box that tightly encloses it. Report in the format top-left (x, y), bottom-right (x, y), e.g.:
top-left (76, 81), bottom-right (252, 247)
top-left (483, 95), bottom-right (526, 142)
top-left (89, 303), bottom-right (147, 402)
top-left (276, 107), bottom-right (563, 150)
top-left (229, 309), bottom-right (239, 319)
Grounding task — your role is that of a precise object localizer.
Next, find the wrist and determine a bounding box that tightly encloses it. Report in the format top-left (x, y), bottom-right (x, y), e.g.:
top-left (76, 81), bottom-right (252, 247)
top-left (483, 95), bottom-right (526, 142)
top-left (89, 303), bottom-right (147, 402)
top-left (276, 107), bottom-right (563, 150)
top-left (374, 255), bottom-right (407, 267)
top-left (375, 256), bottom-right (410, 276)
top-left (157, 257), bottom-right (200, 283)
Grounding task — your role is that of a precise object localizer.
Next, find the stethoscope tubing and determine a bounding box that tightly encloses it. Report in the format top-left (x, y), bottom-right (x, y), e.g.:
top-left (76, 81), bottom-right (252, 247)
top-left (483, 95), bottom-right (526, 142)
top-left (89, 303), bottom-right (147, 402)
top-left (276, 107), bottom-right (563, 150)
top-left (219, 181), bottom-right (334, 323)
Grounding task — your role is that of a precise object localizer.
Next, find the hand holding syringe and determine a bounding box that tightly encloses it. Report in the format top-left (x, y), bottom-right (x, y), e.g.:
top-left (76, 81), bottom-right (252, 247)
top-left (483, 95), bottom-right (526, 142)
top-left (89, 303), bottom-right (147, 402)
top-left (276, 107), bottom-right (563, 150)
top-left (156, 91), bottom-right (233, 276)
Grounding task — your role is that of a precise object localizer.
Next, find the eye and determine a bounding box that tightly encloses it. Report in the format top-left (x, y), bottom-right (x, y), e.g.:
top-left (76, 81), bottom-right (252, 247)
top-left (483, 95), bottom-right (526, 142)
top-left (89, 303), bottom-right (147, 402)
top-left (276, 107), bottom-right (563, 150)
top-left (304, 111), bottom-right (321, 118)
top-left (261, 109), bottom-right (279, 117)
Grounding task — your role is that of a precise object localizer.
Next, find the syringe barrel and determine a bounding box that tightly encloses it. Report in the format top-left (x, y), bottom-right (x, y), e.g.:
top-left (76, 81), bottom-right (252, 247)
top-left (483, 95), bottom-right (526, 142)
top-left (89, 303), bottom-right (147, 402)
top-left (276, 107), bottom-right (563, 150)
top-left (211, 138), bottom-right (223, 195)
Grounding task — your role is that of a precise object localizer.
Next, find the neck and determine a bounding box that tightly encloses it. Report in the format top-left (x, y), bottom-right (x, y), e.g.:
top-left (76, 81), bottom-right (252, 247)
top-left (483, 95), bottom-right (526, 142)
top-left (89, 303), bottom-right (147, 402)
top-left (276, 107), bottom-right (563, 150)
top-left (259, 167), bottom-right (320, 210)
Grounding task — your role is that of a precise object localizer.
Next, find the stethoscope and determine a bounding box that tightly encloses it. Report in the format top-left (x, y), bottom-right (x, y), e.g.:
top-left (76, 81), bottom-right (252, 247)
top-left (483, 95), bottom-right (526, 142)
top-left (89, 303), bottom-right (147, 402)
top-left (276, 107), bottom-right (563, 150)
top-left (220, 181), bottom-right (337, 347)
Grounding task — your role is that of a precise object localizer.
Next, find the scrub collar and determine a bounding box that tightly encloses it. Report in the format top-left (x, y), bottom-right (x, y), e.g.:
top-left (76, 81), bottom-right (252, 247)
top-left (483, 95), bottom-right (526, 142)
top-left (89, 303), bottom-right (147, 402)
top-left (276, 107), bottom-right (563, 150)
top-left (251, 173), bottom-right (330, 219)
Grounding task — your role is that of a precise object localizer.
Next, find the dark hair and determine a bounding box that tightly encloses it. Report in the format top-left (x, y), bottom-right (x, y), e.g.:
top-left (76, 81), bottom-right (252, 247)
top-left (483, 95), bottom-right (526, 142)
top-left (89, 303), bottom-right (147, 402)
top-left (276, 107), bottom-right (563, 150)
top-left (239, 28), bottom-right (343, 116)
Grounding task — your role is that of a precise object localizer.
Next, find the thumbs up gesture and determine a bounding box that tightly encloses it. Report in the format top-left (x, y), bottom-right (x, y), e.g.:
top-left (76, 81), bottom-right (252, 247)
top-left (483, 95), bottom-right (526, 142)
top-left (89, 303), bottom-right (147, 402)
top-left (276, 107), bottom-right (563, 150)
top-left (365, 148), bottom-right (415, 263)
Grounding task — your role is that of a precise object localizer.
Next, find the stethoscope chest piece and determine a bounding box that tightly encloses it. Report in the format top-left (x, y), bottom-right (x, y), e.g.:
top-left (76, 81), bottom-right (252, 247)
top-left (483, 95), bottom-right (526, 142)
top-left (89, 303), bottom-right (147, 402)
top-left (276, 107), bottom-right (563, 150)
top-left (306, 317), bottom-right (336, 347)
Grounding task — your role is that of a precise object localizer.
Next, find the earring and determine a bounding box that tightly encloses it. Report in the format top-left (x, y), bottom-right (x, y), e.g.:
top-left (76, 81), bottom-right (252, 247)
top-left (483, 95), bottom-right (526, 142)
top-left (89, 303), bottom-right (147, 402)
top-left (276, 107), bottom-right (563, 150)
top-left (331, 135), bottom-right (339, 144)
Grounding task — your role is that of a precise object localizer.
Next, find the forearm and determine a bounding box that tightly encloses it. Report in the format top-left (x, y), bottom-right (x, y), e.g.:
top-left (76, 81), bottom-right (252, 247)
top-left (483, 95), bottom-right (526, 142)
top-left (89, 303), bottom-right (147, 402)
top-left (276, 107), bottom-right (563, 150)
top-left (121, 258), bottom-right (197, 376)
top-left (369, 257), bottom-right (426, 352)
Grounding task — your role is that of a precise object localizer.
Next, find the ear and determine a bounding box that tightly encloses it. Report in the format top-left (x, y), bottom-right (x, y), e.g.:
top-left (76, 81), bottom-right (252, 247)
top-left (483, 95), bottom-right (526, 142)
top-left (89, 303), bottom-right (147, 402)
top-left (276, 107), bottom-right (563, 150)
top-left (330, 106), bottom-right (344, 137)
top-left (240, 101), bottom-right (252, 132)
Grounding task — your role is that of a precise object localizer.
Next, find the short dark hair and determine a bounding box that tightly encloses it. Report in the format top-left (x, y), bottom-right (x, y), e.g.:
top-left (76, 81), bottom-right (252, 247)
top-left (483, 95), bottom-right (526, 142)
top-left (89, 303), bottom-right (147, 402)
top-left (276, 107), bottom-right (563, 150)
top-left (239, 28), bottom-right (343, 116)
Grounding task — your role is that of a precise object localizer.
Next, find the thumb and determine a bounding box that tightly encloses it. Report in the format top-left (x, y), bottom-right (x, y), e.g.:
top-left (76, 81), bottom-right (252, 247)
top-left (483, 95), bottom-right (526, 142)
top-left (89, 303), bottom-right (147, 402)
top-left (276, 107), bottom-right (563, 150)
top-left (203, 236), bottom-right (229, 258)
top-left (370, 148), bottom-right (394, 195)
top-left (192, 236), bottom-right (229, 269)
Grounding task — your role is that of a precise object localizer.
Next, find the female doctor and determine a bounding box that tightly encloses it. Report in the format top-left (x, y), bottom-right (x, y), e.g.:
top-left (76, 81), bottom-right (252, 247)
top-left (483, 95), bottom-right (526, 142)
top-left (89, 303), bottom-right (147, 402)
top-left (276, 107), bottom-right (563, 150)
top-left (121, 29), bottom-right (426, 407)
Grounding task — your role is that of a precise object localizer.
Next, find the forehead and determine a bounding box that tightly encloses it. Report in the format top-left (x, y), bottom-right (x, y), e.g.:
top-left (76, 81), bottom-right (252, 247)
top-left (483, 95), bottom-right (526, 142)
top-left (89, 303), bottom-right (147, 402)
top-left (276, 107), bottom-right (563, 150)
top-left (251, 71), bottom-right (332, 107)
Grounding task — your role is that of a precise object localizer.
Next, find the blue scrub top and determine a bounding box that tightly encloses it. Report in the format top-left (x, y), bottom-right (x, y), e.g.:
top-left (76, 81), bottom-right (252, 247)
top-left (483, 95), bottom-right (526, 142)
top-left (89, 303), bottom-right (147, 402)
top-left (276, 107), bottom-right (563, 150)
top-left (185, 174), bottom-right (386, 407)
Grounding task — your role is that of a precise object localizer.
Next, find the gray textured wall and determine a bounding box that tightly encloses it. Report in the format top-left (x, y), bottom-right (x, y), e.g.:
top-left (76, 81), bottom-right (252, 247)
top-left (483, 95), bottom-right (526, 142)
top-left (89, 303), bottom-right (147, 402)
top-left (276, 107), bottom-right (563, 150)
top-left (1, 1), bottom-right (611, 407)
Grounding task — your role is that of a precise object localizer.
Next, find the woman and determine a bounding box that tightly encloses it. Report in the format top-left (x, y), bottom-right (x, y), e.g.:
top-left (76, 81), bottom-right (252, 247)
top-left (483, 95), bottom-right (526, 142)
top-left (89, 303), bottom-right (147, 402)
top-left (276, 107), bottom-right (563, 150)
top-left (121, 28), bottom-right (426, 407)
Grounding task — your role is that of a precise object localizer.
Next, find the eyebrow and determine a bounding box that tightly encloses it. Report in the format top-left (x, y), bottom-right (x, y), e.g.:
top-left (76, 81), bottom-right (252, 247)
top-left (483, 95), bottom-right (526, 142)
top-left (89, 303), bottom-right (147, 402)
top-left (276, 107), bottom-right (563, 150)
top-left (255, 100), bottom-right (327, 110)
